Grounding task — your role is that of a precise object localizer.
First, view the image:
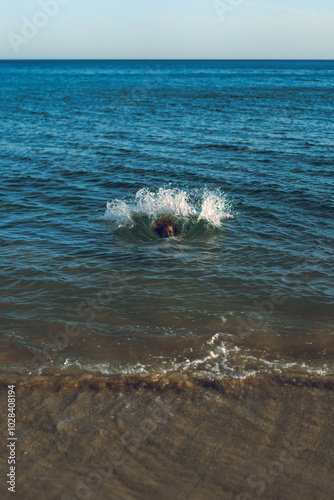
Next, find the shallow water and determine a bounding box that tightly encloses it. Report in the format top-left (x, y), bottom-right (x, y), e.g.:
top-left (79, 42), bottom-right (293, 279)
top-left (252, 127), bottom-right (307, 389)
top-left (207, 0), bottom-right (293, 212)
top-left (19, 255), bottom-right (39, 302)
top-left (1, 60), bottom-right (334, 383)
top-left (1, 375), bottom-right (333, 500)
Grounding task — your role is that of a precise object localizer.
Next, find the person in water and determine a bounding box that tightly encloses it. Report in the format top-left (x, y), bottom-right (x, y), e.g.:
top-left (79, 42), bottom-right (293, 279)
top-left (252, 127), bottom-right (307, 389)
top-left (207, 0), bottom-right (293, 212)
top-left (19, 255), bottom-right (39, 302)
top-left (152, 216), bottom-right (179, 238)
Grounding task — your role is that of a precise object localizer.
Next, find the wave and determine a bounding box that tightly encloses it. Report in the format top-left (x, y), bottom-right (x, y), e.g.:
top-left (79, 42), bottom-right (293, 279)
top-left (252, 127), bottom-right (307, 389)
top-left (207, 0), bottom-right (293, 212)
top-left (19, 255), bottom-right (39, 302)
top-left (102, 187), bottom-right (234, 242)
top-left (54, 333), bottom-right (333, 382)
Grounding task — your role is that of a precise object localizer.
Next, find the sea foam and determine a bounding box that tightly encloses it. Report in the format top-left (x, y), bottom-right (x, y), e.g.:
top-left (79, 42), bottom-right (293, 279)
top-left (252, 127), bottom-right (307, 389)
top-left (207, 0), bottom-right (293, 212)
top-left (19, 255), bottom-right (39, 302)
top-left (103, 187), bottom-right (234, 228)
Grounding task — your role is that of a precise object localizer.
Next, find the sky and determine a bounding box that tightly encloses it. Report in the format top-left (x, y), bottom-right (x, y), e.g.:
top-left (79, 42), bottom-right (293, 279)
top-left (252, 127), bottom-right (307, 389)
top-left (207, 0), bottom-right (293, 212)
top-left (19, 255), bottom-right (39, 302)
top-left (0, 0), bottom-right (334, 59)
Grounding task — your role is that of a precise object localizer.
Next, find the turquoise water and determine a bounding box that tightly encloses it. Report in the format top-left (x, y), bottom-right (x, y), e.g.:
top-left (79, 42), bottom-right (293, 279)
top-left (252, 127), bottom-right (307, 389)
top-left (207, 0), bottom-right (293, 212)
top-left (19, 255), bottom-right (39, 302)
top-left (1, 60), bottom-right (333, 380)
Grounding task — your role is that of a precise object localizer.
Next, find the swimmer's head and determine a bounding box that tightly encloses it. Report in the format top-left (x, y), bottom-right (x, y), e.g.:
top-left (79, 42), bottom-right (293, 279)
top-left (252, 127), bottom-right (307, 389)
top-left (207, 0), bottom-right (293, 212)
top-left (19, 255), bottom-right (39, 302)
top-left (152, 217), bottom-right (179, 239)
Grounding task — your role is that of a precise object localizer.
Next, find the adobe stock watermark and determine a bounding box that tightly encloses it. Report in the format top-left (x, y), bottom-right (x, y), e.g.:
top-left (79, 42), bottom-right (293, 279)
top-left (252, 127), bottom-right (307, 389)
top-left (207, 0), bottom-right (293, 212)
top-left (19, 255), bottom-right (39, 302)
top-left (213, 0), bottom-right (246, 22)
top-left (224, 238), bottom-right (332, 341)
top-left (118, 63), bottom-right (164, 107)
top-left (236, 437), bottom-right (305, 499)
top-left (8, 0), bottom-right (72, 54)
top-left (23, 269), bottom-right (127, 383)
top-left (61, 399), bottom-right (173, 500)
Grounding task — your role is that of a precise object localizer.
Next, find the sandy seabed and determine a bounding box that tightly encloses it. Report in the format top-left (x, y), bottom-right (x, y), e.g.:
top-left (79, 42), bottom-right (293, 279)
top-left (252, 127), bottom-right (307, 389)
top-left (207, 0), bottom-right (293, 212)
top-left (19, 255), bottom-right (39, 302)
top-left (0, 374), bottom-right (333, 500)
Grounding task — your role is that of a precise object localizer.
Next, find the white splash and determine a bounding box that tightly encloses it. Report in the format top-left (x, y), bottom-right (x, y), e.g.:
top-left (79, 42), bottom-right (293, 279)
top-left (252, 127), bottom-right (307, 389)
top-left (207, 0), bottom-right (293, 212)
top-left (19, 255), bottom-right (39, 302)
top-left (103, 186), bottom-right (233, 227)
top-left (199, 189), bottom-right (234, 226)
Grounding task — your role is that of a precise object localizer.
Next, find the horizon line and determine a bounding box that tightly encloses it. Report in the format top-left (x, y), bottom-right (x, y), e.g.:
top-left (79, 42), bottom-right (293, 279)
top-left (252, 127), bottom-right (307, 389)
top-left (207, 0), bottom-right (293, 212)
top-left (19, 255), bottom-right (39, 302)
top-left (1, 58), bottom-right (334, 62)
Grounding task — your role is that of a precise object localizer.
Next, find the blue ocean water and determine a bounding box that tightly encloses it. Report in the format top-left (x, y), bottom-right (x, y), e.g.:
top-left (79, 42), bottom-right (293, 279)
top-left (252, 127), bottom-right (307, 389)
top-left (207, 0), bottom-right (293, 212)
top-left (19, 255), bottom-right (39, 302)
top-left (0, 60), bottom-right (333, 380)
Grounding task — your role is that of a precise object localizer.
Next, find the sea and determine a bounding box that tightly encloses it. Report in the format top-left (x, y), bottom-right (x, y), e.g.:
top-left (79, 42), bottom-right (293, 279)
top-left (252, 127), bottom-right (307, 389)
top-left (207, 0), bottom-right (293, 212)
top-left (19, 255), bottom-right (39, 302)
top-left (0, 60), bottom-right (333, 499)
top-left (1, 59), bottom-right (333, 381)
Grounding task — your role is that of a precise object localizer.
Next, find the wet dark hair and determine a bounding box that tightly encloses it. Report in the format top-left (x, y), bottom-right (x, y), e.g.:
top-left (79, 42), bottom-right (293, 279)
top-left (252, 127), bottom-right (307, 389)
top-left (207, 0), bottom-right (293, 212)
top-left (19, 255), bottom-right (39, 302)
top-left (152, 216), bottom-right (180, 238)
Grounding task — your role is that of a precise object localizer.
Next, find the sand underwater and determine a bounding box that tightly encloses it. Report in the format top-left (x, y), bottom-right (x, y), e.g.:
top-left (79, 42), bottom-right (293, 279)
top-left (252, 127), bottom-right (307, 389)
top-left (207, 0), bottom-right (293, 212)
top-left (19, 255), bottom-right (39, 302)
top-left (1, 373), bottom-right (334, 500)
